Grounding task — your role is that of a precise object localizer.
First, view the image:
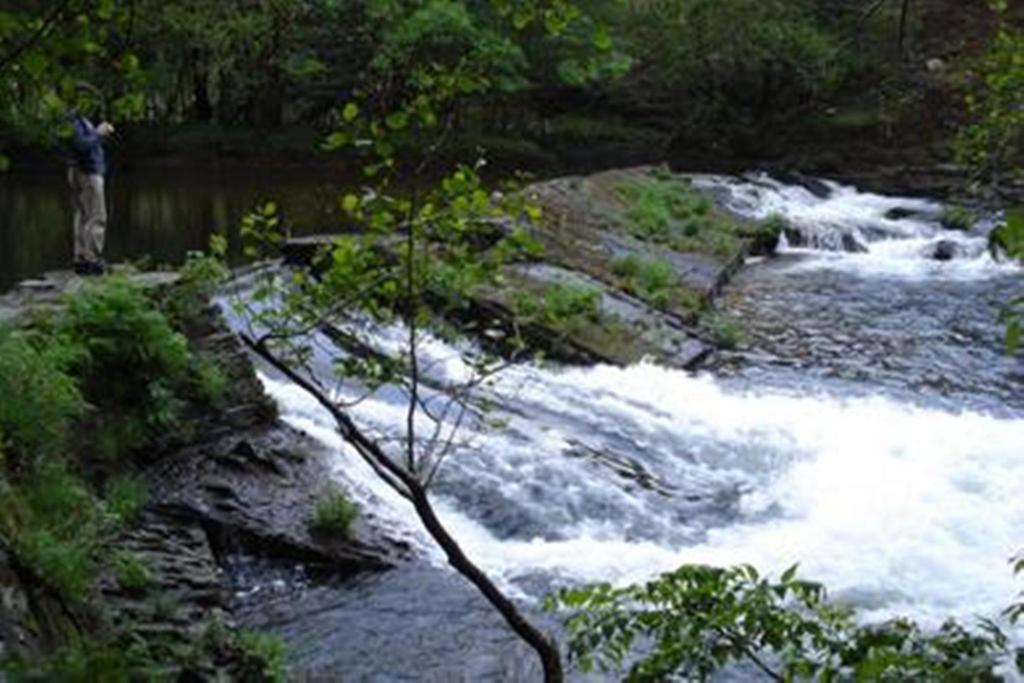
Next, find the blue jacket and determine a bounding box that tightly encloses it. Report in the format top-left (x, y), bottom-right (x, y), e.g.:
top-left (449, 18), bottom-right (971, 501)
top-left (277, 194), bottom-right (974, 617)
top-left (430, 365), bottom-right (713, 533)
top-left (68, 114), bottom-right (106, 175)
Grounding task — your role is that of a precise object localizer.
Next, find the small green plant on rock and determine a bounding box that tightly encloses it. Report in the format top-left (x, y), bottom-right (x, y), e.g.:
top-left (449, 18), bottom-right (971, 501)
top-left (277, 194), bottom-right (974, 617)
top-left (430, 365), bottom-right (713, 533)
top-left (57, 277), bottom-right (193, 459)
top-left (0, 330), bottom-right (84, 469)
top-left (617, 176), bottom-right (704, 243)
top-left (541, 283), bottom-right (603, 322)
top-left (706, 312), bottom-right (745, 350)
top-left (1, 458), bottom-right (105, 600)
top-left (991, 209), bottom-right (1024, 351)
top-left (308, 487), bottom-right (359, 538)
top-left (235, 630), bottom-right (288, 683)
top-left (941, 205), bottom-right (975, 232)
top-left (191, 353), bottom-right (229, 407)
top-left (149, 592), bottom-right (180, 621)
top-left (763, 212), bottom-right (792, 236)
top-left (510, 282), bottom-right (605, 340)
top-left (161, 242), bottom-right (230, 329)
top-left (112, 551), bottom-right (151, 593)
top-left (105, 475), bottom-right (149, 526)
top-left (612, 255), bottom-right (676, 309)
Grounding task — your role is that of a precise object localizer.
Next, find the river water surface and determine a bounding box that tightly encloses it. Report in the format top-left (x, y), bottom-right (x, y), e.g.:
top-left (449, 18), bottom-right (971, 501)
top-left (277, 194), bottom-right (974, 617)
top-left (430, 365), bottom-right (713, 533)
top-left (230, 174), bottom-right (1024, 679)
top-left (0, 167), bottom-right (345, 289)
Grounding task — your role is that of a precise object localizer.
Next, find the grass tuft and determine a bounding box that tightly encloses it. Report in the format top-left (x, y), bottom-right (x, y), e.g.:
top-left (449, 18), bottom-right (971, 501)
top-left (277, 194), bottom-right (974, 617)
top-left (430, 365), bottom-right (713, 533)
top-left (308, 487), bottom-right (359, 538)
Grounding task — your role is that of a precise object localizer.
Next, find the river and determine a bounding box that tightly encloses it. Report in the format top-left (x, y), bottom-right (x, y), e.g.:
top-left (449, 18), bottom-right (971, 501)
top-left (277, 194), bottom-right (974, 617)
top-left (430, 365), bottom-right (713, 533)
top-left (0, 167), bottom-right (346, 290)
top-left (6, 167), bottom-right (1019, 679)
top-left (221, 174), bottom-right (1024, 680)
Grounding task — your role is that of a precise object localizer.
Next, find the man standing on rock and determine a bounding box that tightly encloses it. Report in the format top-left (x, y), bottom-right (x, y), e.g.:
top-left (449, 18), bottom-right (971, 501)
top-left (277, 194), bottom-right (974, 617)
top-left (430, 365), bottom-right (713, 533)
top-left (67, 86), bottom-right (114, 276)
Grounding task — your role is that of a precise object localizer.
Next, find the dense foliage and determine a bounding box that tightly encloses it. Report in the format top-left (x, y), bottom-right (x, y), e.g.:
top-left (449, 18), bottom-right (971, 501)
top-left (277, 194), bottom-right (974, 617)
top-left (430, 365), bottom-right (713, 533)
top-left (956, 0), bottom-right (1024, 184)
top-left (0, 1), bottom-right (144, 166)
top-left (5, 0), bottom-right (1013, 165)
top-left (549, 563), bottom-right (1020, 681)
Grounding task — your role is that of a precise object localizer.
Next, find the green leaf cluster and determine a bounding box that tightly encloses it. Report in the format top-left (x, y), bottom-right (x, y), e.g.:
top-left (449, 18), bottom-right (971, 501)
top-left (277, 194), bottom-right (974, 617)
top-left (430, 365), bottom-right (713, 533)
top-left (549, 563), bottom-right (1017, 681)
top-left (991, 209), bottom-right (1024, 352)
top-left (0, 1), bottom-right (144, 164)
top-left (955, 4), bottom-right (1024, 182)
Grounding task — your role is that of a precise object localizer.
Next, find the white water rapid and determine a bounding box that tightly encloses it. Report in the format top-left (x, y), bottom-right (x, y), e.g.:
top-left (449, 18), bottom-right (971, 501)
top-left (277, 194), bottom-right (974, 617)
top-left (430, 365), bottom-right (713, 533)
top-left (252, 174), bottom-right (1023, 636)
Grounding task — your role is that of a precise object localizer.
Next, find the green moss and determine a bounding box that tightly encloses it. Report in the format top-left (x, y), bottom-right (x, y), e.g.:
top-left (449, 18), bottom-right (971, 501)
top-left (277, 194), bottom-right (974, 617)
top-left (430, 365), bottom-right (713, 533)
top-left (308, 487), bottom-right (359, 538)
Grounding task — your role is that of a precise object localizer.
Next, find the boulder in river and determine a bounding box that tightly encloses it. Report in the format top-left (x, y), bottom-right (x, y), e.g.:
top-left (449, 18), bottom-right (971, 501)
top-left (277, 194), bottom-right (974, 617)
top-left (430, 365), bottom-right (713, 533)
top-left (927, 239), bottom-right (963, 261)
top-left (885, 207), bottom-right (924, 221)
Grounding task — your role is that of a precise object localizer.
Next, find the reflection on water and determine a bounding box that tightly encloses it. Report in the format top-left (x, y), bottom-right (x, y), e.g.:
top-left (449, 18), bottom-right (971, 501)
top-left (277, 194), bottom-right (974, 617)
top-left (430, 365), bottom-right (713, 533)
top-left (0, 167), bottom-right (349, 290)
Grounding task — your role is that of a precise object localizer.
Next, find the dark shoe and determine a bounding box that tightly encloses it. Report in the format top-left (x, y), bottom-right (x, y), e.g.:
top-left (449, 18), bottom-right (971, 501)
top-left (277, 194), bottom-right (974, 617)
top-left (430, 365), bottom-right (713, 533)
top-left (73, 259), bottom-right (106, 276)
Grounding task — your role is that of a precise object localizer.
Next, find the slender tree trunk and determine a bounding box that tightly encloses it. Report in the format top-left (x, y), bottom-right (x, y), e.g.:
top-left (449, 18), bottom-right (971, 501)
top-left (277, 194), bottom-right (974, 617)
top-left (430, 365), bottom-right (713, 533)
top-left (408, 487), bottom-right (565, 682)
top-left (241, 335), bottom-right (565, 682)
top-left (193, 60), bottom-right (213, 123)
top-left (898, 0), bottom-right (911, 55)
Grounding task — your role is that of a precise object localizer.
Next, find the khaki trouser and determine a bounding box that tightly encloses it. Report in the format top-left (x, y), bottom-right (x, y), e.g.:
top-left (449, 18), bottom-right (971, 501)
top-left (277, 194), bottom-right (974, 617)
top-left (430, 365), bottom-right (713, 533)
top-left (67, 167), bottom-right (106, 263)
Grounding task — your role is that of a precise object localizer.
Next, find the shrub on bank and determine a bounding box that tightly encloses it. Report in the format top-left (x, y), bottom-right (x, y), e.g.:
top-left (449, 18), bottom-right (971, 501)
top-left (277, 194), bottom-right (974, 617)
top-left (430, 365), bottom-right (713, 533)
top-left (0, 331), bottom-right (84, 470)
top-left (705, 312), bottom-right (746, 350)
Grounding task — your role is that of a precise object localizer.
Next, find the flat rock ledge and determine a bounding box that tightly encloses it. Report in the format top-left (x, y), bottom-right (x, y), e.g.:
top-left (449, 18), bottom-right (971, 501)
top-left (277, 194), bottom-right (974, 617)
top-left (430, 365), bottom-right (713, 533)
top-left (283, 166), bottom-right (774, 370)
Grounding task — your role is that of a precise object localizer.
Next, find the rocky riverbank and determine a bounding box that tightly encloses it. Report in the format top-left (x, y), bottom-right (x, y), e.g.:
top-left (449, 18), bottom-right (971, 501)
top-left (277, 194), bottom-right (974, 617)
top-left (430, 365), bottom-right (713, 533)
top-left (0, 271), bottom-right (405, 678)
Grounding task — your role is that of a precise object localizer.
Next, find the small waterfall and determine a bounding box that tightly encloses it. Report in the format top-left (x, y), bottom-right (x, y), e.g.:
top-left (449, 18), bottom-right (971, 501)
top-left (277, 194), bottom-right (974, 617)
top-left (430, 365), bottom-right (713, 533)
top-left (692, 173), bottom-right (1009, 278)
top-left (260, 330), bottom-right (1024, 628)
top-left (230, 174), bottom-right (1024, 639)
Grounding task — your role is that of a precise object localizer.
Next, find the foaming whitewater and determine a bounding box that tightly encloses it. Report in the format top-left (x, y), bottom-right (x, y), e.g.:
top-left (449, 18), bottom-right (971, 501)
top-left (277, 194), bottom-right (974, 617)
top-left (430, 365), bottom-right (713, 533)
top-left (692, 173), bottom-right (1018, 280)
top-left (236, 174), bottom-right (1023, 644)
top-left (260, 338), bottom-right (1024, 628)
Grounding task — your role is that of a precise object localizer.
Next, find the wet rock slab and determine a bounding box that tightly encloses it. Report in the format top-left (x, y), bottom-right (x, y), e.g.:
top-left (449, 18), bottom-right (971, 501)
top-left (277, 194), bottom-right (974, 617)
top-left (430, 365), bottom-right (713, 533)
top-left (145, 425), bottom-right (404, 574)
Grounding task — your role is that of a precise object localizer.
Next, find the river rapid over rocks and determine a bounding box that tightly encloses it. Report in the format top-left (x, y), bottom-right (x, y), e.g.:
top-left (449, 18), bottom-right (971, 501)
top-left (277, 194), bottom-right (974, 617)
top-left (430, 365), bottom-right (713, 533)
top-left (231, 174), bottom-right (1024, 681)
